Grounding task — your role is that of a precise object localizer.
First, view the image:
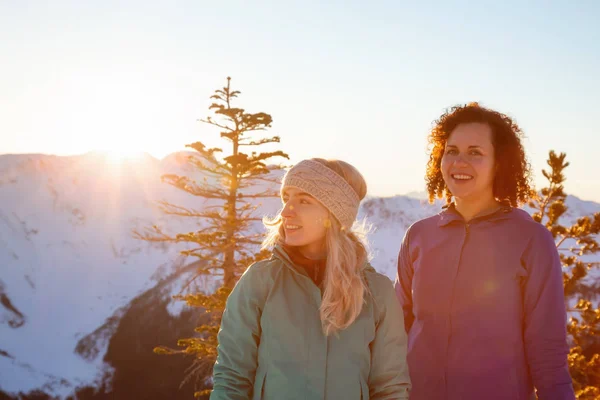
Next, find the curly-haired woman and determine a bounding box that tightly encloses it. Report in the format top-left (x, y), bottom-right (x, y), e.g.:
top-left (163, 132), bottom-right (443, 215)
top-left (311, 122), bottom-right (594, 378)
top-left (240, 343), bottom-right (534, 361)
top-left (395, 103), bottom-right (575, 400)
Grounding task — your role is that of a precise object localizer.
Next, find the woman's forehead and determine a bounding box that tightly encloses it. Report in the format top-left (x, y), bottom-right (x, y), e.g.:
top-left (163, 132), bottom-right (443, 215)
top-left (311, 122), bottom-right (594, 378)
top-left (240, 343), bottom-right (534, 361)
top-left (447, 126), bottom-right (493, 149)
top-left (448, 123), bottom-right (493, 144)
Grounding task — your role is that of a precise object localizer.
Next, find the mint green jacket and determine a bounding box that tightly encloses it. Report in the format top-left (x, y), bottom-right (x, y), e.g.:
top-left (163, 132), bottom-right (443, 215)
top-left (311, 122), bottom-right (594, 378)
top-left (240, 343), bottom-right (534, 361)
top-left (210, 246), bottom-right (411, 400)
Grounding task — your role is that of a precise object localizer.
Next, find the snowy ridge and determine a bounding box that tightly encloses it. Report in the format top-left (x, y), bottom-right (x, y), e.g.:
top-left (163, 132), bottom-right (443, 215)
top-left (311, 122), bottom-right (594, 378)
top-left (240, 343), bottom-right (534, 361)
top-left (0, 152), bottom-right (598, 398)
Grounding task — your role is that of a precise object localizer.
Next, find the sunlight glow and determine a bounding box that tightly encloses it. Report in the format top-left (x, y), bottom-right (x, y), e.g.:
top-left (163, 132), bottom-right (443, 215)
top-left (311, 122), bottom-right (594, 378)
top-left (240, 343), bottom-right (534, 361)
top-left (104, 149), bottom-right (145, 164)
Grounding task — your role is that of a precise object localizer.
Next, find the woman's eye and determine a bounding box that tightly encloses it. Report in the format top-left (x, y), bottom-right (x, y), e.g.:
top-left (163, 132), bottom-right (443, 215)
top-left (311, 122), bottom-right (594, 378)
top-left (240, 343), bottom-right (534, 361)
top-left (445, 149), bottom-right (457, 155)
top-left (469, 150), bottom-right (482, 156)
top-left (300, 199), bottom-right (309, 204)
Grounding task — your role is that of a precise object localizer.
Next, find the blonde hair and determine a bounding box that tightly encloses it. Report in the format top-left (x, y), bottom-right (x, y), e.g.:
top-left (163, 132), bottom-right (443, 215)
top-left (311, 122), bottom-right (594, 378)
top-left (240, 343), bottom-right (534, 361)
top-left (263, 158), bottom-right (370, 336)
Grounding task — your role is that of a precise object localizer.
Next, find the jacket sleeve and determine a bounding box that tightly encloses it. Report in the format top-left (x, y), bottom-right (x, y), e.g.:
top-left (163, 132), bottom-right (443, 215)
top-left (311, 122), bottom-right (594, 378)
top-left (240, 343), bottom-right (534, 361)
top-left (522, 226), bottom-right (575, 400)
top-left (394, 227), bottom-right (415, 333)
top-left (210, 263), bottom-right (268, 400)
top-left (369, 276), bottom-right (412, 400)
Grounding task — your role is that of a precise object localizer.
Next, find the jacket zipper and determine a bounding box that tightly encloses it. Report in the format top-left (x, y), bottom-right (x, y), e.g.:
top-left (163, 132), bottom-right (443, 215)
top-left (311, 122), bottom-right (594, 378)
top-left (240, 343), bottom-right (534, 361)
top-left (444, 222), bottom-right (470, 394)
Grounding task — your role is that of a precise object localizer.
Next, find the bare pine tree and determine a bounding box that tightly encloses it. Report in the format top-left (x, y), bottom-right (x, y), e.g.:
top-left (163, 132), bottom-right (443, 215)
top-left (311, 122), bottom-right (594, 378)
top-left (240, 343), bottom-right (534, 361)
top-left (134, 77), bottom-right (288, 397)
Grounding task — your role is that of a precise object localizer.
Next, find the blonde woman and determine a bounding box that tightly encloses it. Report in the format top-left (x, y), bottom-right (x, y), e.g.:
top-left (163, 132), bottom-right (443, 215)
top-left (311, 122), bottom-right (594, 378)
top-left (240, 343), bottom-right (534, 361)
top-left (210, 158), bottom-right (411, 400)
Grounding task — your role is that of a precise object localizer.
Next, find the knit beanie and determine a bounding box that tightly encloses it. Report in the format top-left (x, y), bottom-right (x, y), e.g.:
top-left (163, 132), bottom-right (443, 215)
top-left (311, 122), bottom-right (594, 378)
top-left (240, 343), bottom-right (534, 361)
top-left (281, 160), bottom-right (360, 229)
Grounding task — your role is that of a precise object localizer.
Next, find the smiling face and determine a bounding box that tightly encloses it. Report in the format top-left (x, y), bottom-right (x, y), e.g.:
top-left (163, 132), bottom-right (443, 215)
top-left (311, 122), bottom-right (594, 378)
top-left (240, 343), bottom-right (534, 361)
top-left (280, 187), bottom-right (330, 259)
top-left (441, 122), bottom-right (496, 203)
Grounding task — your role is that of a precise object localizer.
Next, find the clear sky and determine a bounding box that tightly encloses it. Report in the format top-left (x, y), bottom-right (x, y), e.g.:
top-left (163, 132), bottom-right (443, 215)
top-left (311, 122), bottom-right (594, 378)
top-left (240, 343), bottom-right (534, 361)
top-left (2, 1), bottom-right (599, 201)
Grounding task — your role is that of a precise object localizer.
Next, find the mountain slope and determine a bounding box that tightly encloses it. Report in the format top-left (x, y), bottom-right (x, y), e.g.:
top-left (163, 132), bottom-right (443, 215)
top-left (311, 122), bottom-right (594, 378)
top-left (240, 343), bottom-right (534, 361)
top-left (1, 152), bottom-right (598, 398)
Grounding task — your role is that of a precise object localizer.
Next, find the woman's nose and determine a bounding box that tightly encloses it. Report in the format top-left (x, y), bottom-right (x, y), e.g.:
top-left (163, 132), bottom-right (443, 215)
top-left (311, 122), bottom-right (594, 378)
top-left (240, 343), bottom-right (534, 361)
top-left (281, 202), bottom-right (296, 218)
top-left (453, 154), bottom-right (469, 166)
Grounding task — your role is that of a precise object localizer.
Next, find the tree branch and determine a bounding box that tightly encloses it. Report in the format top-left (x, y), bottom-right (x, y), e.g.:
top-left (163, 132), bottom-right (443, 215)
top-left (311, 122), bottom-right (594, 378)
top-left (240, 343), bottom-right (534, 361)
top-left (238, 137), bottom-right (281, 146)
top-left (198, 118), bottom-right (234, 132)
top-left (240, 192), bottom-right (280, 199)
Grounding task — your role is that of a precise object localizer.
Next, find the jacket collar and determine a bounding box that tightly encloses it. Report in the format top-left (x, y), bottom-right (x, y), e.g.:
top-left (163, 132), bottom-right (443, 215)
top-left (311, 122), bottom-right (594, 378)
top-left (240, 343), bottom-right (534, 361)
top-left (272, 244), bottom-right (374, 273)
top-left (437, 202), bottom-right (513, 227)
top-left (272, 244), bottom-right (305, 275)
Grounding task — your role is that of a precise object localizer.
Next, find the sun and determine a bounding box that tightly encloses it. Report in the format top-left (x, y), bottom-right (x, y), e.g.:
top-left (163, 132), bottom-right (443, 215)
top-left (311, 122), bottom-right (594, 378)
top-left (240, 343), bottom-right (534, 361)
top-left (105, 148), bottom-right (144, 163)
top-left (91, 145), bottom-right (146, 165)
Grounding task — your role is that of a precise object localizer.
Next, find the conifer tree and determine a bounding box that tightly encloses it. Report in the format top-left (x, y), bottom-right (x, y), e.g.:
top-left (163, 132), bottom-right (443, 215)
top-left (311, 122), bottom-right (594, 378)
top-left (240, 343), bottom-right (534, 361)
top-left (528, 151), bottom-right (600, 399)
top-left (134, 77), bottom-right (288, 397)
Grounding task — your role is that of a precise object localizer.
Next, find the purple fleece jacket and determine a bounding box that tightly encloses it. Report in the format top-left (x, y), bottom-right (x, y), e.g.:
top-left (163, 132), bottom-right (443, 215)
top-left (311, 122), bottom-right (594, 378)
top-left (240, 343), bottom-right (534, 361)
top-left (395, 205), bottom-right (575, 400)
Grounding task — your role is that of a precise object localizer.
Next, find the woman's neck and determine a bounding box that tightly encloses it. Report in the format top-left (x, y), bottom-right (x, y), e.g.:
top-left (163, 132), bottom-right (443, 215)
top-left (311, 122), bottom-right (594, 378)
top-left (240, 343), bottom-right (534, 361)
top-left (454, 195), bottom-right (501, 222)
top-left (298, 247), bottom-right (326, 260)
top-left (292, 240), bottom-right (327, 260)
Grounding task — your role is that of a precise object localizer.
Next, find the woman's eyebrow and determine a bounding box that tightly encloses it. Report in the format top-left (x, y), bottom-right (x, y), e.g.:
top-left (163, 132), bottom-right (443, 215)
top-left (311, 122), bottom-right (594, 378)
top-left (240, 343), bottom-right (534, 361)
top-left (446, 144), bottom-right (484, 149)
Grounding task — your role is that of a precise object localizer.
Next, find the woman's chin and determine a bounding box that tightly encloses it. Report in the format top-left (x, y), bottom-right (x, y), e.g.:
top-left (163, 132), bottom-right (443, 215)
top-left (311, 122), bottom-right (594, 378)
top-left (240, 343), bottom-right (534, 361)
top-left (284, 237), bottom-right (303, 247)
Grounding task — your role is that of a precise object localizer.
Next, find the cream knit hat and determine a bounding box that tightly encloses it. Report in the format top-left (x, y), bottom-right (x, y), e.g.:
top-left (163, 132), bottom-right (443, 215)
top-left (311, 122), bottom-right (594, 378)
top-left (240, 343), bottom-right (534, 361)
top-left (281, 160), bottom-right (360, 229)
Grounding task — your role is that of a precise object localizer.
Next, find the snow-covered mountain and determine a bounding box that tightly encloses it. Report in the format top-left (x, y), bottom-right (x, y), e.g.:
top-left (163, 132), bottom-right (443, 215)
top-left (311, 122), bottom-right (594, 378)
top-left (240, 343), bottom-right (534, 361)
top-left (1, 153), bottom-right (598, 398)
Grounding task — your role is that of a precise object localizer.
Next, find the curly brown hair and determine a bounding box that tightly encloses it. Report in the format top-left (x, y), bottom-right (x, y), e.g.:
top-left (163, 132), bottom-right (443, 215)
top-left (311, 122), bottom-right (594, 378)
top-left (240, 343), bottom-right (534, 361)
top-left (426, 102), bottom-right (534, 207)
